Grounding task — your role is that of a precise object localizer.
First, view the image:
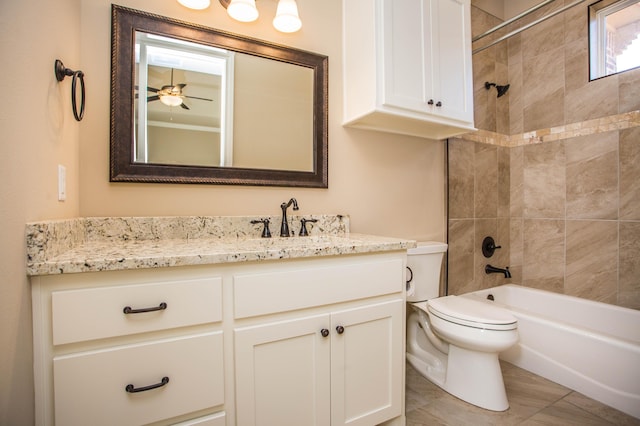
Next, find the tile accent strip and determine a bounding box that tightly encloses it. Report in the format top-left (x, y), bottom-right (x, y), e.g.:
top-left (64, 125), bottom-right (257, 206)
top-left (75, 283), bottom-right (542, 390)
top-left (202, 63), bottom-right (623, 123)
top-left (459, 110), bottom-right (640, 146)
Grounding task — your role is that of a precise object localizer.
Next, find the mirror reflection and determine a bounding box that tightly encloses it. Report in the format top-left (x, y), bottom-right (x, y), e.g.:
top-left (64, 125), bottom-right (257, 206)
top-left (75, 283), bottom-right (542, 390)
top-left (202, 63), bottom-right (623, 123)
top-left (135, 32), bottom-right (314, 171)
top-left (110, 5), bottom-right (328, 187)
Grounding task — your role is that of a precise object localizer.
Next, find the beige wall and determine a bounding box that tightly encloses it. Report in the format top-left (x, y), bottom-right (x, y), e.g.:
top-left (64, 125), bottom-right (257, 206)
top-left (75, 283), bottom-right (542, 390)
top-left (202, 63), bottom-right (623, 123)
top-left (1, 0), bottom-right (82, 423)
top-left (78, 0), bottom-right (446, 239)
top-left (0, 1), bottom-right (446, 423)
top-left (449, 4), bottom-right (640, 309)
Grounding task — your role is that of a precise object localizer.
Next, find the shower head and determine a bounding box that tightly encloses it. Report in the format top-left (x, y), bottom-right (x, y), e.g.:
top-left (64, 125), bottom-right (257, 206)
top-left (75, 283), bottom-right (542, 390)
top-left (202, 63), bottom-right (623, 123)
top-left (484, 81), bottom-right (510, 98)
top-left (496, 84), bottom-right (510, 97)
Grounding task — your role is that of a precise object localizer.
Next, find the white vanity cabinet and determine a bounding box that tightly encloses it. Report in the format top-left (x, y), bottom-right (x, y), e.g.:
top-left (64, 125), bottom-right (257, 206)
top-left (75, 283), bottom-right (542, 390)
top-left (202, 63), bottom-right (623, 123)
top-left (31, 251), bottom-right (406, 426)
top-left (343, 0), bottom-right (474, 140)
top-left (232, 254), bottom-right (405, 426)
top-left (31, 273), bottom-right (227, 426)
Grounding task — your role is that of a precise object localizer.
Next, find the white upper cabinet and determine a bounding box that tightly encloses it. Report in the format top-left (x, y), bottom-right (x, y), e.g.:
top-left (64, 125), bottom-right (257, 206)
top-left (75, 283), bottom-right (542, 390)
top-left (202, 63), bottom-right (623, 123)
top-left (343, 0), bottom-right (475, 140)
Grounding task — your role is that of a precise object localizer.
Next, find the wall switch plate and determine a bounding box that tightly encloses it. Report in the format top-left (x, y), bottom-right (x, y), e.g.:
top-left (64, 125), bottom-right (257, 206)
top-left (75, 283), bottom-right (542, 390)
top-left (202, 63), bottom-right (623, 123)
top-left (58, 165), bottom-right (66, 201)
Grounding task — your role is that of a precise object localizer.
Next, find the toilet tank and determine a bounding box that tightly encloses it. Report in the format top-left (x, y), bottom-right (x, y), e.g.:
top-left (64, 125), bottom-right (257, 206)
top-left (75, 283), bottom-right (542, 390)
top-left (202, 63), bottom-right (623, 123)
top-left (406, 241), bottom-right (448, 302)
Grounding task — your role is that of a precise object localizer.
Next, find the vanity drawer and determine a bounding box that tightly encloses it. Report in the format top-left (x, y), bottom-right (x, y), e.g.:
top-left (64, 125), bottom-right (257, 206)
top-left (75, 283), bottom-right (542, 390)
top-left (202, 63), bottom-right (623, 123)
top-left (52, 278), bottom-right (222, 345)
top-left (173, 412), bottom-right (226, 426)
top-left (234, 257), bottom-right (403, 318)
top-left (53, 332), bottom-right (224, 426)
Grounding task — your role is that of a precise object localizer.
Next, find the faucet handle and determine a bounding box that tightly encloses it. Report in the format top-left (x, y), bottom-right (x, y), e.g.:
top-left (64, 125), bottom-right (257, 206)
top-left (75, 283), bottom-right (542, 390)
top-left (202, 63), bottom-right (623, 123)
top-left (482, 236), bottom-right (502, 258)
top-left (299, 218), bottom-right (318, 236)
top-left (250, 219), bottom-right (272, 238)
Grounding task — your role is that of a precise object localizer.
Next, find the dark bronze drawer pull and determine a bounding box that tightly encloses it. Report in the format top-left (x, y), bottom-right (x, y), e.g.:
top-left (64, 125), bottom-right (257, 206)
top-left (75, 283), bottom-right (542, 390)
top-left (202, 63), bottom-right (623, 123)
top-left (125, 376), bottom-right (169, 393)
top-left (123, 302), bottom-right (167, 314)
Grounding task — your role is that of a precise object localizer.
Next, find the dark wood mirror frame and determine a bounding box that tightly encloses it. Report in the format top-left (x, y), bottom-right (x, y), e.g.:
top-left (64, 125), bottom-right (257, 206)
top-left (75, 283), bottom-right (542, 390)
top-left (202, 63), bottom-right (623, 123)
top-left (110, 5), bottom-right (328, 187)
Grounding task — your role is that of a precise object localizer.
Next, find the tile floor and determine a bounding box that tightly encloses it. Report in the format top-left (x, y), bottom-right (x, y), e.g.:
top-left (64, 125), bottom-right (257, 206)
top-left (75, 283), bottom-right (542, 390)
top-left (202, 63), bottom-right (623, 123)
top-left (405, 361), bottom-right (640, 425)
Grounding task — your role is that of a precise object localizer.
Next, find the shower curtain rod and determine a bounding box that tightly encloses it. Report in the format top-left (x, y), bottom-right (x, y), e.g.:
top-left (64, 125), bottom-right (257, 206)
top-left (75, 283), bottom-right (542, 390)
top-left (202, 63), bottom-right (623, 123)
top-left (472, 0), bottom-right (557, 42)
top-left (472, 0), bottom-right (589, 55)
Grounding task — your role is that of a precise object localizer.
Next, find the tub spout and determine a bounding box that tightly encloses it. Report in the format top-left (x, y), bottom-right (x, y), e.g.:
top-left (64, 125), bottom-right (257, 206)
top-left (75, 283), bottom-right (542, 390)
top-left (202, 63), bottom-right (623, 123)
top-left (485, 264), bottom-right (511, 278)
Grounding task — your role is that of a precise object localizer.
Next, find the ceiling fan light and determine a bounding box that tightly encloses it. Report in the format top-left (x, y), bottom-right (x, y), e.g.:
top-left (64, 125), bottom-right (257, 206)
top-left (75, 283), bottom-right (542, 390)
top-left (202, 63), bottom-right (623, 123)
top-left (159, 94), bottom-right (184, 107)
top-left (177, 0), bottom-right (211, 10)
top-left (273, 0), bottom-right (301, 33)
top-left (227, 0), bottom-right (259, 22)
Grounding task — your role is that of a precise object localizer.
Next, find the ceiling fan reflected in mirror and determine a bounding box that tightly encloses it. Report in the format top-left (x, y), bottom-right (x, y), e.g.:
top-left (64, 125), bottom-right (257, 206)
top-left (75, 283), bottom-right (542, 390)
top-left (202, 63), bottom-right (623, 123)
top-left (145, 68), bottom-right (214, 110)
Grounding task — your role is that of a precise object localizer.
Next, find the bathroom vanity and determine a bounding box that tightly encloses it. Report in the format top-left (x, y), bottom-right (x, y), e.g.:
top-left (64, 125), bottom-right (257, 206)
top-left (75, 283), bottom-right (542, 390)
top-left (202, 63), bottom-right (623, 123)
top-left (27, 216), bottom-right (413, 426)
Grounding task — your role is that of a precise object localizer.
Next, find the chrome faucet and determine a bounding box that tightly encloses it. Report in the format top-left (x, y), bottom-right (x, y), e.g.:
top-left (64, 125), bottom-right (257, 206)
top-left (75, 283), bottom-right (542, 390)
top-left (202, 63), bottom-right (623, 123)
top-left (280, 198), bottom-right (299, 237)
top-left (485, 264), bottom-right (511, 278)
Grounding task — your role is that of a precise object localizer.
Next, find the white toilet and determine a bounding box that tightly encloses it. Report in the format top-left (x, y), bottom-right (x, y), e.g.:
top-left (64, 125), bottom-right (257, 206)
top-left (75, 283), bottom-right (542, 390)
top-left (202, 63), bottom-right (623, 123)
top-left (406, 241), bottom-right (518, 411)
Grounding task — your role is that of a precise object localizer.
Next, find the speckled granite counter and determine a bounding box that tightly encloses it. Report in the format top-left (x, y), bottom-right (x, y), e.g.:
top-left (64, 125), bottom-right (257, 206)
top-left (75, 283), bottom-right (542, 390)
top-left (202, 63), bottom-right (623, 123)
top-left (26, 215), bottom-right (415, 276)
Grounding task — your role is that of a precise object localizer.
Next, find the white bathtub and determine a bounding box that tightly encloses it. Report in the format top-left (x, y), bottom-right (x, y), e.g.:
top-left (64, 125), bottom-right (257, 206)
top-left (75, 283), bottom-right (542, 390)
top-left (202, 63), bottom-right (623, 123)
top-left (462, 284), bottom-right (640, 419)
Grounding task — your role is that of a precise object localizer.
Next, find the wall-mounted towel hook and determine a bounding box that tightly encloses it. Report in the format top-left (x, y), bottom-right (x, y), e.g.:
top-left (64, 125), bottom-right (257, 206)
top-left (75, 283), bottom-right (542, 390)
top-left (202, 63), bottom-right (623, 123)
top-left (54, 59), bottom-right (85, 121)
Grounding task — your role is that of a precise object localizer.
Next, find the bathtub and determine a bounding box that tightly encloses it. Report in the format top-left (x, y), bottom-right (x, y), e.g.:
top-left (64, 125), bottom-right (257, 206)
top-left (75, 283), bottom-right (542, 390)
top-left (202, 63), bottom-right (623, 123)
top-left (462, 284), bottom-right (640, 419)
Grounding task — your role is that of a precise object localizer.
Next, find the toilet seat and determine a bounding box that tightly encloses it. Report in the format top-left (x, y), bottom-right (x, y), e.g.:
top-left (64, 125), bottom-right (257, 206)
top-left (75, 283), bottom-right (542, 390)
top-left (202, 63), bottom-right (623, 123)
top-left (426, 296), bottom-right (517, 331)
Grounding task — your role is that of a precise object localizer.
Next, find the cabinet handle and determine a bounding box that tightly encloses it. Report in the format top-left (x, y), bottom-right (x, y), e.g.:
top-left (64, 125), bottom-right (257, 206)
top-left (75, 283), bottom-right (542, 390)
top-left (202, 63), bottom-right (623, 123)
top-left (320, 328), bottom-right (330, 337)
top-left (436, 101), bottom-right (442, 107)
top-left (125, 376), bottom-right (169, 393)
top-left (336, 325), bottom-right (345, 334)
top-left (427, 99), bottom-right (434, 105)
top-left (123, 302), bottom-right (167, 314)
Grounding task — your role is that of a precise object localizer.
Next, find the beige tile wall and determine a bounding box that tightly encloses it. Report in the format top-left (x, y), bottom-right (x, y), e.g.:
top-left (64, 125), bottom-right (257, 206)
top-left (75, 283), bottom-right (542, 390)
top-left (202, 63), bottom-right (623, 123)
top-left (448, 3), bottom-right (640, 309)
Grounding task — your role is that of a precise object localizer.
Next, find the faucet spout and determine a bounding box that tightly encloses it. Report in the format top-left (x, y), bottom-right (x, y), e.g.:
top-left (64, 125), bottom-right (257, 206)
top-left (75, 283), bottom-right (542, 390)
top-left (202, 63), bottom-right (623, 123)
top-left (485, 264), bottom-right (511, 278)
top-left (280, 198), bottom-right (299, 237)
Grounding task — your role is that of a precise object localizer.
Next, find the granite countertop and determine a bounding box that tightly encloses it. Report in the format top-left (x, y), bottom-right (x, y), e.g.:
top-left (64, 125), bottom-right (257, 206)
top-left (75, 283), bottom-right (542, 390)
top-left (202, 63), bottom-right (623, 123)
top-left (26, 215), bottom-right (415, 276)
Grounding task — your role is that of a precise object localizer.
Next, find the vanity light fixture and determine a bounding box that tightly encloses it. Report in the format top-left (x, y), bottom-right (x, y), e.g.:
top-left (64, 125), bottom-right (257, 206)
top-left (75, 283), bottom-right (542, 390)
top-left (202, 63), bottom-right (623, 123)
top-left (225, 0), bottom-right (259, 22)
top-left (272, 0), bottom-right (301, 33)
top-left (212, 0), bottom-right (302, 32)
top-left (177, 0), bottom-right (212, 10)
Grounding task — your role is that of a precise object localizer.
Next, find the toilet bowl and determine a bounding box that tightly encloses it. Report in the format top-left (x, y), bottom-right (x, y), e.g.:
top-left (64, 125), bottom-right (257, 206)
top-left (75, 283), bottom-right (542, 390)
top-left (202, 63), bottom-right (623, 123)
top-left (406, 242), bottom-right (518, 411)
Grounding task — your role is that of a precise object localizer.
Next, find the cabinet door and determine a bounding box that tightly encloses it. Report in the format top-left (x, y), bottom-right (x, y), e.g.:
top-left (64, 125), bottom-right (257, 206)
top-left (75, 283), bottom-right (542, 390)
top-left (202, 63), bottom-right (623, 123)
top-left (330, 299), bottom-right (404, 426)
top-left (382, 0), bottom-right (472, 123)
top-left (382, 0), bottom-right (432, 112)
top-left (235, 314), bottom-right (331, 426)
top-left (432, 0), bottom-right (473, 122)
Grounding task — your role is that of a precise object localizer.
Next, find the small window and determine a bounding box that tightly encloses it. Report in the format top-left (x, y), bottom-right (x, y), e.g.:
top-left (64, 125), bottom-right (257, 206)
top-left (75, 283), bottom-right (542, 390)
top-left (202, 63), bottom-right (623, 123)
top-left (589, 0), bottom-right (640, 80)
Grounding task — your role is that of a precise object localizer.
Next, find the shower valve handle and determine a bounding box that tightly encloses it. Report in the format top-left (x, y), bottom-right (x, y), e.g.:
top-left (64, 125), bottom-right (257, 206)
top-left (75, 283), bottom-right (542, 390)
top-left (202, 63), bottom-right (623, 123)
top-left (482, 236), bottom-right (502, 258)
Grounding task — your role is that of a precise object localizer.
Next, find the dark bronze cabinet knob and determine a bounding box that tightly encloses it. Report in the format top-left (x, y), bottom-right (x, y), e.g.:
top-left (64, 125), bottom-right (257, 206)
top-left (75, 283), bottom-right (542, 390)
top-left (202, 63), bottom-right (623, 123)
top-left (336, 325), bottom-right (345, 334)
top-left (321, 328), bottom-right (329, 337)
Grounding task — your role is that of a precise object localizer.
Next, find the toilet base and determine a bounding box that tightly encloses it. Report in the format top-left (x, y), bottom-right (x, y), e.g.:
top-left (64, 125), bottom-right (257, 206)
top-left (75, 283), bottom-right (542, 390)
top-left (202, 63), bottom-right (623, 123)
top-left (444, 345), bottom-right (509, 411)
top-left (406, 312), bottom-right (510, 411)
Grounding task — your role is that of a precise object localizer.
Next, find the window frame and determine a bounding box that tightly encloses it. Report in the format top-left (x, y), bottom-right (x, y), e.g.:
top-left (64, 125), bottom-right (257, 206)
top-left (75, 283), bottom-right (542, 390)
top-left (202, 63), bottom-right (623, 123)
top-left (589, 0), bottom-right (640, 80)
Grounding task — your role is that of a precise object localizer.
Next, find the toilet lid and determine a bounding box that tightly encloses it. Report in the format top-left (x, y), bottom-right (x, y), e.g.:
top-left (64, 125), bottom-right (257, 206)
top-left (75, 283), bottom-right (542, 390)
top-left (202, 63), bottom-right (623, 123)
top-left (427, 296), bottom-right (517, 330)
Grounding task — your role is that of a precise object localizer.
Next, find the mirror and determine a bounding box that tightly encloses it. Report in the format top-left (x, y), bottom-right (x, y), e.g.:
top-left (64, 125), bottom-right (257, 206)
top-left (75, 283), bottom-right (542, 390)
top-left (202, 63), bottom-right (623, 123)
top-left (110, 5), bottom-right (328, 187)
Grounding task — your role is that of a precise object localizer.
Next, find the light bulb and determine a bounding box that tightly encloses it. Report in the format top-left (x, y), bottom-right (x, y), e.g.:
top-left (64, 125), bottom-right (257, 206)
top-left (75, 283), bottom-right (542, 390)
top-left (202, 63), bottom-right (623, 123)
top-left (159, 95), bottom-right (184, 107)
top-left (273, 0), bottom-right (301, 33)
top-left (177, 0), bottom-right (211, 10)
top-left (227, 0), bottom-right (259, 22)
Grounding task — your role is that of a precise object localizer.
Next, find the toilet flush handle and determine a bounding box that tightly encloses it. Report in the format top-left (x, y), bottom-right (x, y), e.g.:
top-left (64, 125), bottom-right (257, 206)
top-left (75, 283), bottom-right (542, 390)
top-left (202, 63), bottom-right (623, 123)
top-left (406, 266), bottom-right (413, 292)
